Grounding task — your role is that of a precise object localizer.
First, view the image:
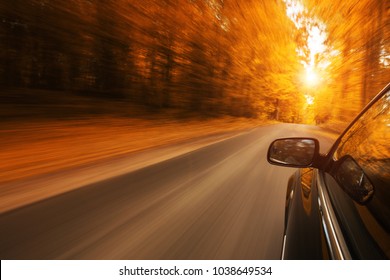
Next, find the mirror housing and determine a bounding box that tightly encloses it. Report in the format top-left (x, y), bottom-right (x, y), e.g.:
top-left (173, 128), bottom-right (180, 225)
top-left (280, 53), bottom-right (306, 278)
top-left (333, 155), bottom-right (374, 205)
top-left (267, 138), bottom-right (320, 168)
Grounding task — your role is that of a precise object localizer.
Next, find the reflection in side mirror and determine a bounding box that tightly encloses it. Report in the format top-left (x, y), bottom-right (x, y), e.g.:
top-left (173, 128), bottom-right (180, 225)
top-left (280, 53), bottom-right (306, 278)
top-left (334, 156), bottom-right (374, 205)
top-left (267, 138), bottom-right (319, 167)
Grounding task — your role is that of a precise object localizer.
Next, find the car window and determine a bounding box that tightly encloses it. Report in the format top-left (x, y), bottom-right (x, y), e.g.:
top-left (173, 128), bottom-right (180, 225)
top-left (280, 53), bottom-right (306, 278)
top-left (330, 88), bottom-right (390, 258)
top-left (334, 90), bottom-right (390, 188)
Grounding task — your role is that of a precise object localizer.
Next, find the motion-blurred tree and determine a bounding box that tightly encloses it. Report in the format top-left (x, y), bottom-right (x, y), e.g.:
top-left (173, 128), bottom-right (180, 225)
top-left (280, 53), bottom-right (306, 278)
top-left (305, 0), bottom-right (390, 123)
top-left (0, 0), bottom-right (305, 120)
top-left (1, 0), bottom-right (28, 87)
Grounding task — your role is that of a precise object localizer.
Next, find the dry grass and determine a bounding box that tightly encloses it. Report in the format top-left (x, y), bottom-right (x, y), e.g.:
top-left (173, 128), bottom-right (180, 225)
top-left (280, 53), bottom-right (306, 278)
top-left (0, 116), bottom-right (264, 185)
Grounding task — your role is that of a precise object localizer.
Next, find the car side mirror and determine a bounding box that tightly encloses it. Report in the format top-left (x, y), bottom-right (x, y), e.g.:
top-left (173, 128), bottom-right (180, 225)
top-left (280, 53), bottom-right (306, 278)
top-left (333, 155), bottom-right (374, 205)
top-left (267, 138), bottom-right (320, 168)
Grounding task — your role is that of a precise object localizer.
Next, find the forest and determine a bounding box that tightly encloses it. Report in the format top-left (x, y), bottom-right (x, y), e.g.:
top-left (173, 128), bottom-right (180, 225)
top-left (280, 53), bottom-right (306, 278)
top-left (0, 0), bottom-right (389, 125)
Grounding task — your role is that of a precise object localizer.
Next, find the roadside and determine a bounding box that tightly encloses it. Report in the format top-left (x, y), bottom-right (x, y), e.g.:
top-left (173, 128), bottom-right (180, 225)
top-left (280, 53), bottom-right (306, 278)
top-left (318, 119), bottom-right (348, 135)
top-left (0, 116), bottom-right (266, 213)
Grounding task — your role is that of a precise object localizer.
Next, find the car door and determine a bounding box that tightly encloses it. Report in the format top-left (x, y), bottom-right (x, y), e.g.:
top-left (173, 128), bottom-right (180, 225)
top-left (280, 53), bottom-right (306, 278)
top-left (322, 86), bottom-right (390, 259)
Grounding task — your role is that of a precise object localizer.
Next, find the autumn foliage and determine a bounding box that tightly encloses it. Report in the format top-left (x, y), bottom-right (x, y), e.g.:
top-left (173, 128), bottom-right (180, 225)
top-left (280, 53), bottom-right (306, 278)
top-left (0, 0), bottom-right (388, 123)
top-left (0, 0), bottom-right (301, 120)
top-left (304, 0), bottom-right (389, 124)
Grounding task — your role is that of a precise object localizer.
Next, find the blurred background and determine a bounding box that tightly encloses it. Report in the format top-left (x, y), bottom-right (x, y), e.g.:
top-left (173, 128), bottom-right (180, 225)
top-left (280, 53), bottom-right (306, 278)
top-left (0, 0), bottom-right (389, 259)
top-left (1, 0), bottom-right (388, 124)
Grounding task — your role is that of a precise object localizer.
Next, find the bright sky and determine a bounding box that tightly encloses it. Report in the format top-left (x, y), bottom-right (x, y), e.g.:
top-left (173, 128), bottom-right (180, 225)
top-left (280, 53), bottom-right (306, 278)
top-left (307, 25), bottom-right (327, 66)
top-left (285, 0), bottom-right (304, 27)
top-left (284, 0), bottom-right (328, 87)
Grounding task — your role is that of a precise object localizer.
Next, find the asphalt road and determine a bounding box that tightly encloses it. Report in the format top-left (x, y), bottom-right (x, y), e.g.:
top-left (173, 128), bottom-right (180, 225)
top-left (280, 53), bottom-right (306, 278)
top-left (0, 124), bottom-right (336, 259)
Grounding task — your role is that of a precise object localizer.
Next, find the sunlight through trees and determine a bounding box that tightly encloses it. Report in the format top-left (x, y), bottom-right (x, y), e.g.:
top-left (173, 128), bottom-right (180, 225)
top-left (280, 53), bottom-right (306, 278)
top-left (0, 0), bottom-right (388, 125)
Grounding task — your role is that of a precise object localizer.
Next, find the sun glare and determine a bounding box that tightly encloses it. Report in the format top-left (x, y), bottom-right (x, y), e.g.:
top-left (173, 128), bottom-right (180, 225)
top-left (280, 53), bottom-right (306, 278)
top-left (305, 94), bottom-right (314, 105)
top-left (305, 68), bottom-right (319, 86)
top-left (284, 0), bottom-right (329, 88)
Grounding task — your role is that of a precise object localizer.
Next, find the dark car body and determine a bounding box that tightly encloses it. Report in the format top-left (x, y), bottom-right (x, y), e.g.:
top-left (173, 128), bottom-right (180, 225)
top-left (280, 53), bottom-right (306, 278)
top-left (268, 83), bottom-right (390, 259)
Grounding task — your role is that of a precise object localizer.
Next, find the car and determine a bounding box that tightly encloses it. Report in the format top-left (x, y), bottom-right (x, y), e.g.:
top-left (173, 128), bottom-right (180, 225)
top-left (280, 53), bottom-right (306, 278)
top-left (267, 83), bottom-right (390, 259)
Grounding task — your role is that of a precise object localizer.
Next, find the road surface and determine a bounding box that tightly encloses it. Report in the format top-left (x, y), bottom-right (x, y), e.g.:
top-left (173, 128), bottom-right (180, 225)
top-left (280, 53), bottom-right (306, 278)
top-left (0, 124), bottom-right (336, 259)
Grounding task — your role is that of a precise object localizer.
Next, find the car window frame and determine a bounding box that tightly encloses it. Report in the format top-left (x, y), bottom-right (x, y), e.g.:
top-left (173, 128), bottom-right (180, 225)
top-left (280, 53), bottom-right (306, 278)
top-left (320, 82), bottom-right (390, 259)
top-left (325, 83), bottom-right (390, 165)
